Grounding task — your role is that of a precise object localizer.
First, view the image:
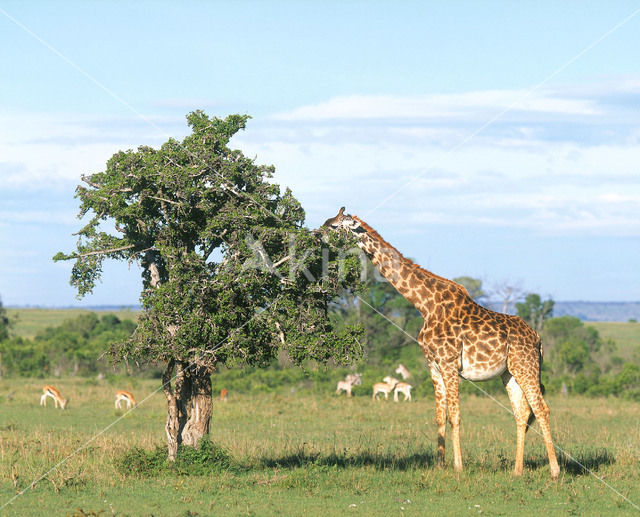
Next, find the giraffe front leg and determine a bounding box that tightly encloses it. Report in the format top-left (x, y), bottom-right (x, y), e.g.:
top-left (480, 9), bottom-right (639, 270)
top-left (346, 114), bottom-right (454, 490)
top-left (430, 364), bottom-right (448, 468)
top-left (441, 367), bottom-right (463, 472)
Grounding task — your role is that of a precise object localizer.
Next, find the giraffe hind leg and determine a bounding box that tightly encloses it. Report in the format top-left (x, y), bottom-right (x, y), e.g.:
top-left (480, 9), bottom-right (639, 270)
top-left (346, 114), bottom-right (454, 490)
top-left (501, 371), bottom-right (531, 476)
top-left (510, 369), bottom-right (560, 480)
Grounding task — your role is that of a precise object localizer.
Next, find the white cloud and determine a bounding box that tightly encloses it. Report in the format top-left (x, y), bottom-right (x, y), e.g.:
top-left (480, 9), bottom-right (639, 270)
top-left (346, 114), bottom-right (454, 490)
top-left (273, 89), bottom-right (601, 121)
top-left (0, 112), bottom-right (184, 190)
top-left (236, 125), bottom-right (640, 236)
top-left (3, 82), bottom-right (639, 238)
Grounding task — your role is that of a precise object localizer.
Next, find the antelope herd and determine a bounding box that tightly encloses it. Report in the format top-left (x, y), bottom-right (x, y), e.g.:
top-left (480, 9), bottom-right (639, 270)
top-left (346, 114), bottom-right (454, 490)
top-left (39, 386), bottom-right (139, 411)
top-left (336, 364), bottom-right (414, 402)
top-left (40, 365), bottom-right (413, 413)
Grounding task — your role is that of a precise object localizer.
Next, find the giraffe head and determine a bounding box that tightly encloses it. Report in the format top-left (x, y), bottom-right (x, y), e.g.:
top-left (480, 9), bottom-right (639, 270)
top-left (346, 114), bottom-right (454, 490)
top-left (322, 207), bottom-right (362, 232)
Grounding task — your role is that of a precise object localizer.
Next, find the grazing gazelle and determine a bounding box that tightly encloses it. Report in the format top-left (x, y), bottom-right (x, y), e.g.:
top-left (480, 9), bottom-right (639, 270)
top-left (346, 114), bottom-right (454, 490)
top-left (40, 385), bottom-right (68, 410)
top-left (336, 373), bottom-right (362, 397)
top-left (115, 390), bottom-right (137, 409)
top-left (383, 375), bottom-right (400, 386)
top-left (395, 364), bottom-right (411, 380)
top-left (394, 382), bottom-right (413, 402)
top-left (372, 377), bottom-right (398, 400)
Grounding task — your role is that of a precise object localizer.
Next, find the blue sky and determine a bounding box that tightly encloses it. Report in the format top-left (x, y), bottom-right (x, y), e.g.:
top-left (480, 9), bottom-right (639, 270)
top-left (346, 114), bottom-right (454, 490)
top-left (1, 1), bottom-right (639, 307)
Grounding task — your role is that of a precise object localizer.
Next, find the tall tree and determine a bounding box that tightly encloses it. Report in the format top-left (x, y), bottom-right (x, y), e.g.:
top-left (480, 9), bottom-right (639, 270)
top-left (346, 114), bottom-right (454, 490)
top-left (491, 280), bottom-right (524, 314)
top-left (54, 112), bottom-right (363, 460)
top-left (516, 293), bottom-right (554, 333)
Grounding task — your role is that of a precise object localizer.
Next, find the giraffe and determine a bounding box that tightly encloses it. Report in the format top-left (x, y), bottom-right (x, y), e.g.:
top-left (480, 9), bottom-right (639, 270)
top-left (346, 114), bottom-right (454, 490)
top-left (323, 207), bottom-right (560, 479)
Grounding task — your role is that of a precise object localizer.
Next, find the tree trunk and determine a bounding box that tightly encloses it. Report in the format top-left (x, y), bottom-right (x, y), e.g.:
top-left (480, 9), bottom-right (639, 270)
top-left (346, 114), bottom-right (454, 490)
top-left (163, 359), bottom-right (213, 461)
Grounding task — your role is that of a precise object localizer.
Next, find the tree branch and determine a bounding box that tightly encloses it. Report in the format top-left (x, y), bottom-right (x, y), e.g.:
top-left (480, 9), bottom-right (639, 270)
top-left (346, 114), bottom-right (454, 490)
top-left (149, 195), bottom-right (181, 206)
top-left (65, 244), bottom-right (136, 259)
top-left (80, 175), bottom-right (101, 189)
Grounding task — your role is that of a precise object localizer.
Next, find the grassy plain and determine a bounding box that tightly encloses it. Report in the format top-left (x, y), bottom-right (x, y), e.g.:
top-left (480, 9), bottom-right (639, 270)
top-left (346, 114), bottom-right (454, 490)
top-left (6, 308), bottom-right (139, 339)
top-left (0, 378), bottom-right (638, 516)
top-left (589, 321), bottom-right (640, 360)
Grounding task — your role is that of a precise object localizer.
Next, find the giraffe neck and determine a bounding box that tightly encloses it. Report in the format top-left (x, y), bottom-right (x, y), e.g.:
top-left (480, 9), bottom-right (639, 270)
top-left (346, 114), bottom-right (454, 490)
top-left (352, 216), bottom-right (465, 318)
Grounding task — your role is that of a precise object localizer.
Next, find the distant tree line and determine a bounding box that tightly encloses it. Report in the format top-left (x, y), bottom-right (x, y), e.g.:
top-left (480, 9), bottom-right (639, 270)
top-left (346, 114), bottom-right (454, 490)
top-left (1, 277), bottom-right (638, 400)
top-left (0, 311), bottom-right (139, 378)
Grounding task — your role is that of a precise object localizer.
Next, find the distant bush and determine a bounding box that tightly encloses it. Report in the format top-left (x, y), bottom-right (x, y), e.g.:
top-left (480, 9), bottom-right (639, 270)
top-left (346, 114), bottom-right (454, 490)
top-left (538, 316), bottom-right (639, 399)
top-left (0, 313), bottom-right (140, 378)
top-left (0, 337), bottom-right (48, 377)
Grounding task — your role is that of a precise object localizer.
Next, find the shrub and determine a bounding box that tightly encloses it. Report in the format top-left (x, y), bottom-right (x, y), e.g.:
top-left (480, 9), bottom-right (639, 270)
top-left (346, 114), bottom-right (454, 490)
top-left (116, 445), bottom-right (167, 477)
top-left (116, 438), bottom-right (235, 477)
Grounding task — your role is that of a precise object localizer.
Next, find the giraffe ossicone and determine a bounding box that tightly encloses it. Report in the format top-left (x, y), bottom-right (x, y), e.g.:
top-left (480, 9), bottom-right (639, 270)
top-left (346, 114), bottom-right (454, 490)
top-left (323, 207), bottom-right (560, 480)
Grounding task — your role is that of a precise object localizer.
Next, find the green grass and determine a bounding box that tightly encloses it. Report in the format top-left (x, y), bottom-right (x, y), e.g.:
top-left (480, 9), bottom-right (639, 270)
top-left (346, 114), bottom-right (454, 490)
top-left (6, 308), bottom-right (139, 339)
top-left (0, 378), bottom-right (638, 516)
top-left (588, 321), bottom-right (640, 360)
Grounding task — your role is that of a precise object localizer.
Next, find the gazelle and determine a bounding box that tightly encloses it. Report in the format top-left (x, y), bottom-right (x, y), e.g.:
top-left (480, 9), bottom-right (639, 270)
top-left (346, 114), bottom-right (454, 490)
top-left (394, 382), bottom-right (413, 402)
top-left (336, 373), bottom-right (362, 397)
top-left (40, 385), bottom-right (68, 410)
top-left (395, 364), bottom-right (411, 380)
top-left (345, 373), bottom-right (362, 385)
top-left (115, 390), bottom-right (137, 409)
top-left (220, 389), bottom-right (228, 402)
top-left (383, 375), bottom-right (400, 386)
top-left (373, 377), bottom-right (398, 400)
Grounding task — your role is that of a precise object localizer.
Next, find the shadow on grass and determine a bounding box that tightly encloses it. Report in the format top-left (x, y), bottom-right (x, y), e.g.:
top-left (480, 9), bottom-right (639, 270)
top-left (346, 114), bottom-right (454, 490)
top-left (525, 447), bottom-right (615, 476)
top-left (261, 447), bottom-right (615, 475)
top-left (260, 449), bottom-right (437, 471)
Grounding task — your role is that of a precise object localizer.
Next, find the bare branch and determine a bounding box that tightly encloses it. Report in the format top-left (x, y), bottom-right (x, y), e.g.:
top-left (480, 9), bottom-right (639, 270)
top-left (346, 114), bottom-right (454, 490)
top-left (272, 255), bottom-right (291, 268)
top-left (80, 175), bottom-right (101, 189)
top-left (149, 195), bottom-right (181, 206)
top-left (165, 157), bottom-right (183, 169)
top-left (67, 244), bottom-right (136, 259)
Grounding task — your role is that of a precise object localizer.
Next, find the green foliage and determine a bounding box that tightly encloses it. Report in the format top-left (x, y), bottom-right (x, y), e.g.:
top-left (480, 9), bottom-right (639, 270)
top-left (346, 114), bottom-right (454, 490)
top-left (0, 313), bottom-right (137, 377)
top-left (55, 111), bottom-right (364, 372)
top-left (516, 293), bottom-right (554, 332)
top-left (543, 316), bottom-right (608, 376)
top-left (539, 316), bottom-right (640, 398)
top-left (116, 438), bottom-right (235, 477)
top-left (0, 337), bottom-right (48, 377)
top-left (115, 445), bottom-right (167, 477)
top-left (330, 263), bottom-right (422, 366)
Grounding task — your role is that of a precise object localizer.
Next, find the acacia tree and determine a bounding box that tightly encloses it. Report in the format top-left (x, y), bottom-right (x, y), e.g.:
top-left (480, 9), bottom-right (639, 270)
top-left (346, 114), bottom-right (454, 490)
top-left (516, 293), bottom-right (554, 333)
top-left (54, 112), bottom-right (363, 460)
